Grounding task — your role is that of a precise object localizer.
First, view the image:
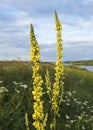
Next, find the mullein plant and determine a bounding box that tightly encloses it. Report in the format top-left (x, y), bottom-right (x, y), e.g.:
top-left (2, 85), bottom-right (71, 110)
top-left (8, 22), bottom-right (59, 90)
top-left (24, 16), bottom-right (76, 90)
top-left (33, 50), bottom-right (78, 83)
top-left (45, 11), bottom-right (64, 130)
top-left (25, 113), bottom-right (30, 130)
top-left (29, 11), bottom-right (63, 130)
top-left (53, 11), bottom-right (64, 112)
top-left (29, 24), bottom-right (47, 130)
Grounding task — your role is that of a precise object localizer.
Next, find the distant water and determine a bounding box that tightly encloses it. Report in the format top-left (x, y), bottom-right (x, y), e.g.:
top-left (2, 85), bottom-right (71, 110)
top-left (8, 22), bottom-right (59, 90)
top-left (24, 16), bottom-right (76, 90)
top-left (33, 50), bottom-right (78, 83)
top-left (79, 66), bottom-right (93, 72)
top-left (64, 64), bottom-right (93, 72)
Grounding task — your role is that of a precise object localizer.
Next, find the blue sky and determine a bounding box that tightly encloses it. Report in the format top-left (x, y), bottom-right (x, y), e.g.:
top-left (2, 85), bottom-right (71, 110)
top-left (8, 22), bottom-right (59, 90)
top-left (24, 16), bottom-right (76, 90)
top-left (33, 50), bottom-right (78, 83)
top-left (0, 0), bottom-right (93, 61)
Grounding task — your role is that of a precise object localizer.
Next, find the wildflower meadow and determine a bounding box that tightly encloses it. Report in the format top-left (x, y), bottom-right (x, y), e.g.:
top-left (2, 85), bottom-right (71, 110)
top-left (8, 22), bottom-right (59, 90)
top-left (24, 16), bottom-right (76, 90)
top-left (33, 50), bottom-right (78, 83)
top-left (0, 11), bottom-right (93, 130)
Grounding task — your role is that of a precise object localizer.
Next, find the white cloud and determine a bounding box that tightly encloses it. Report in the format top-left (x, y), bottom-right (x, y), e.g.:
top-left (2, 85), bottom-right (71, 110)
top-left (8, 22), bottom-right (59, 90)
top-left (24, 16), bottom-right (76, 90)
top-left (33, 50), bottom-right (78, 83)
top-left (66, 37), bottom-right (93, 42)
top-left (0, 44), bottom-right (29, 60)
top-left (41, 46), bottom-right (55, 52)
top-left (0, 0), bottom-right (93, 61)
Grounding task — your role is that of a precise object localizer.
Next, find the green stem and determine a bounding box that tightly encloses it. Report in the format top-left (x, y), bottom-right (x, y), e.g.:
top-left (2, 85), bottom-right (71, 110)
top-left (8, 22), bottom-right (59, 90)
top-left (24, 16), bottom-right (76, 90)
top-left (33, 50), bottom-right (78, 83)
top-left (54, 108), bottom-right (56, 130)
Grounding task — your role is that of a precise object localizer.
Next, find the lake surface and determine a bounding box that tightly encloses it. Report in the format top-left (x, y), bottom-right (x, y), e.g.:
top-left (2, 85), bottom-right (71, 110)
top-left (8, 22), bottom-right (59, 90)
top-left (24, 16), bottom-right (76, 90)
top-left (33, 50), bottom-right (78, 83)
top-left (79, 66), bottom-right (93, 72)
top-left (65, 64), bottom-right (93, 72)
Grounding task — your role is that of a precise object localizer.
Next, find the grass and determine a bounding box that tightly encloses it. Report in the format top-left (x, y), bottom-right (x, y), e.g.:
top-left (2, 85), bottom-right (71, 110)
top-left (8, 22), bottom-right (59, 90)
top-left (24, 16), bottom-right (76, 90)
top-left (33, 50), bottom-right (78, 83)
top-left (64, 66), bottom-right (93, 98)
top-left (69, 60), bottom-right (93, 66)
top-left (0, 60), bottom-right (93, 130)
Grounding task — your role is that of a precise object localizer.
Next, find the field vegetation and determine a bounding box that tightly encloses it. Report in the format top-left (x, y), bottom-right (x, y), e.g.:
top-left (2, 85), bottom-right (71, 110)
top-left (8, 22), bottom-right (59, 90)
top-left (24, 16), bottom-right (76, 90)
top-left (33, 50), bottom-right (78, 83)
top-left (0, 11), bottom-right (93, 130)
top-left (69, 60), bottom-right (93, 66)
top-left (0, 61), bottom-right (93, 130)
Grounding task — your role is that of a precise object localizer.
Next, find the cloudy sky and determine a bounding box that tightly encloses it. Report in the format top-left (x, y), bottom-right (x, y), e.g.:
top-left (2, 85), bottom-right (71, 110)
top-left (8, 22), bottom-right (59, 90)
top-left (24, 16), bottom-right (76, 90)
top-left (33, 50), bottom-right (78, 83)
top-left (0, 0), bottom-right (93, 61)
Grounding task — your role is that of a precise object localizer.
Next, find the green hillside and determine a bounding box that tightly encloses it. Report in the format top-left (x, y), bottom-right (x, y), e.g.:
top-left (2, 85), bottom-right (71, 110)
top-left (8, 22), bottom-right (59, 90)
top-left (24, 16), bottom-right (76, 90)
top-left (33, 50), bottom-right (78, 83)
top-left (69, 60), bottom-right (93, 66)
top-left (0, 61), bottom-right (93, 130)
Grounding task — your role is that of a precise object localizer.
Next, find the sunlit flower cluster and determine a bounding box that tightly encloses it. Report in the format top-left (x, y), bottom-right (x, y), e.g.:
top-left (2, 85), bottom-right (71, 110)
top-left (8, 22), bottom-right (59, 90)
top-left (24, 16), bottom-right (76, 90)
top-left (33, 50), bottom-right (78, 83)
top-left (12, 81), bottom-right (28, 93)
top-left (30, 24), bottom-right (47, 130)
top-left (52, 11), bottom-right (64, 112)
top-left (62, 91), bottom-right (93, 130)
top-left (45, 11), bottom-right (64, 130)
top-left (25, 113), bottom-right (30, 130)
top-left (0, 81), bottom-right (8, 93)
top-left (45, 70), bottom-right (52, 100)
top-left (29, 24), bottom-right (40, 63)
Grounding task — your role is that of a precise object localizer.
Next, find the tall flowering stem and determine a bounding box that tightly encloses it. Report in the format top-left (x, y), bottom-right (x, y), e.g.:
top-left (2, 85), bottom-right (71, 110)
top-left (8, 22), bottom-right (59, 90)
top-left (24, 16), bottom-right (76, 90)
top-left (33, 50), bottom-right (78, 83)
top-left (30, 24), bottom-right (47, 130)
top-left (52, 11), bottom-right (64, 130)
top-left (25, 113), bottom-right (30, 130)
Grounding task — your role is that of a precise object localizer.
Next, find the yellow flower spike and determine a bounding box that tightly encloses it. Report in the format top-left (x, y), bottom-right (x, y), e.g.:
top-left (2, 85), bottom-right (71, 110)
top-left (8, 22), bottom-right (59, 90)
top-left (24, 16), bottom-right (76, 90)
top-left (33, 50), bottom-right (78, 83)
top-left (45, 69), bottom-right (52, 100)
top-left (45, 11), bottom-right (64, 130)
top-left (30, 24), bottom-right (47, 130)
top-left (52, 10), bottom-right (64, 130)
top-left (25, 113), bottom-right (30, 130)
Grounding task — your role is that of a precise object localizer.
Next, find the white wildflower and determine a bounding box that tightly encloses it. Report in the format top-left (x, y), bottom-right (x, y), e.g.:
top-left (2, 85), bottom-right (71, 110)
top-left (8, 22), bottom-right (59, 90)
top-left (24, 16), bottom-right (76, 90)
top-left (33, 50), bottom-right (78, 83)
top-left (15, 89), bottom-right (20, 93)
top-left (21, 84), bottom-right (28, 89)
top-left (65, 124), bottom-right (71, 128)
top-left (82, 126), bottom-right (85, 129)
top-left (72, 91), bottom-right (76, 94)
top-left (66, 115), bottom-right (70, 119)
top-left (0, 87), bottom-right (8, 93)
top-left (74, 98), bottom-right (77, 101)
top-left (0, 81), bottom-right (3, 84)
top-left (66, 103), bottom-right (70, 106)
top-left (70, 120), bottom-right (74, 123)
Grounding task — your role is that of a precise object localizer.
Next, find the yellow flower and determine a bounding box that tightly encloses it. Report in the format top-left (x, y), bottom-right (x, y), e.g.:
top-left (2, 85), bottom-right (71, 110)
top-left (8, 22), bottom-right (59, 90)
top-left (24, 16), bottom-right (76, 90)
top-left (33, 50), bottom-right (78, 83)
top-left (25, 113), bottom-right (30, 130)
top-left (30, 24), bottom-right (47, 130)
top-left (50, 10), bottom-right (64, 130)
